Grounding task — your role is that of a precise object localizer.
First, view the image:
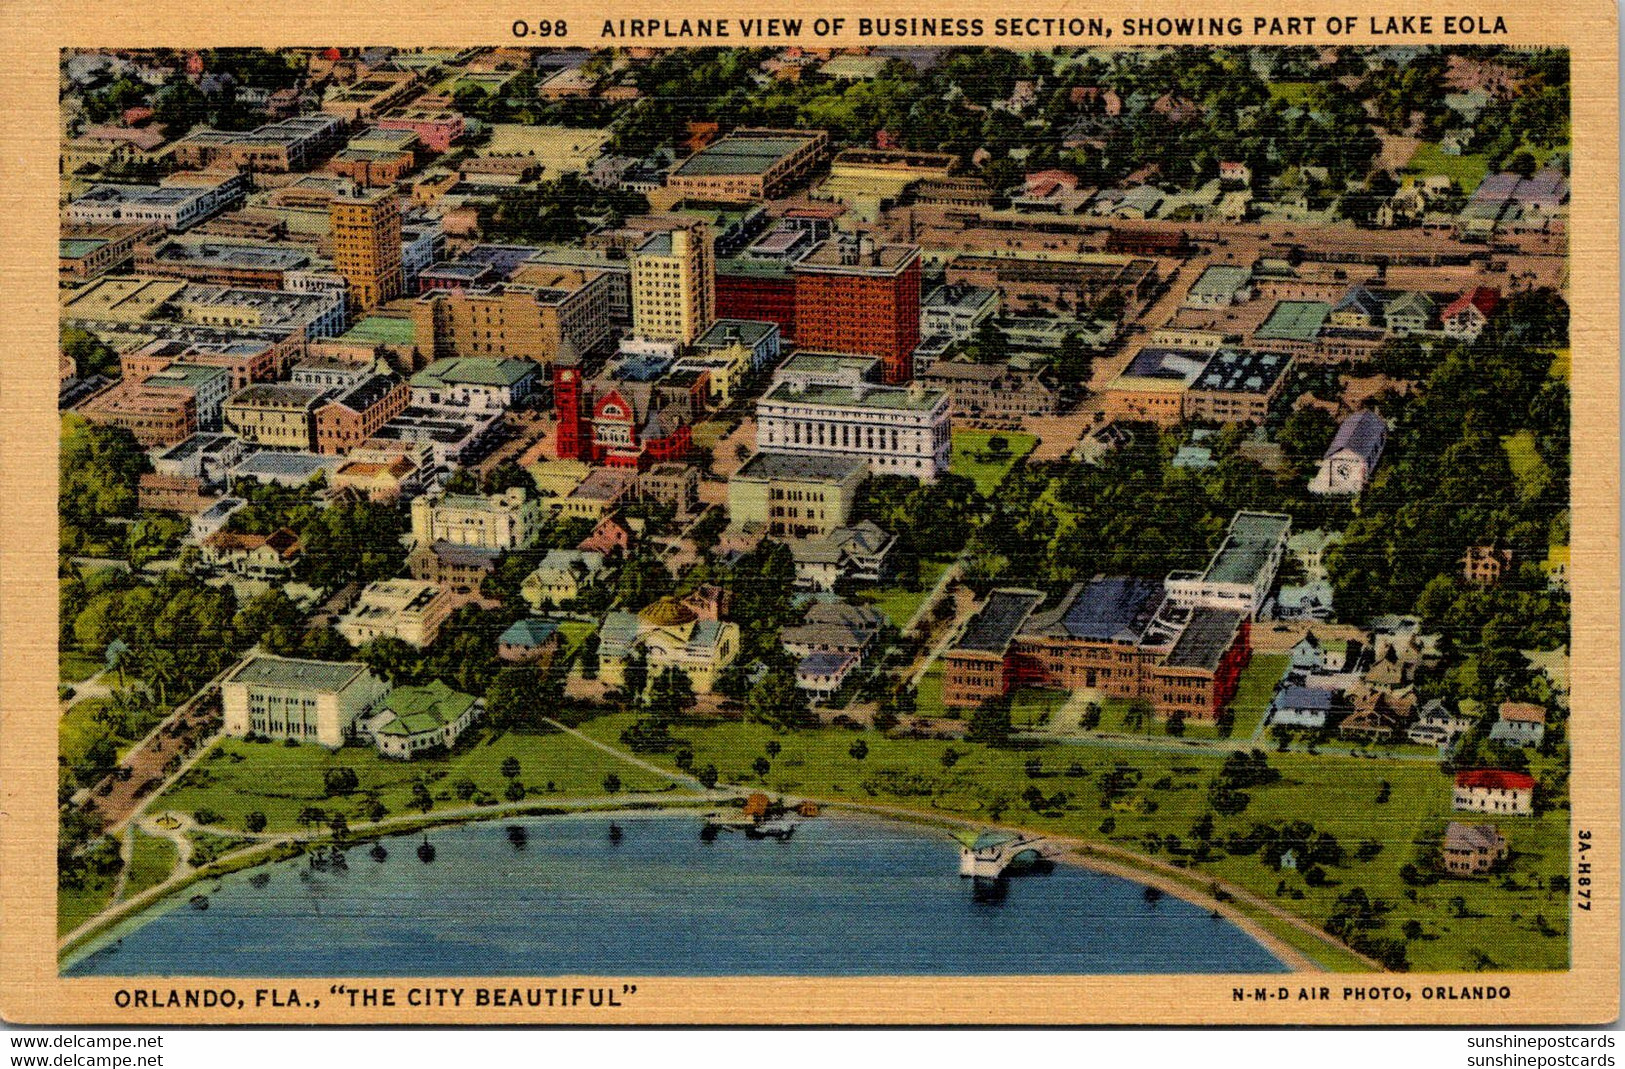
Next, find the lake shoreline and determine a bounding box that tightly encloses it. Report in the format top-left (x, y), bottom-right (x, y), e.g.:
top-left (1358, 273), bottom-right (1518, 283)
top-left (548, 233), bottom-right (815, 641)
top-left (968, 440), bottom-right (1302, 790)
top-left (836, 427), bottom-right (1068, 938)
top-left (62, 800), bottom-right (1306, 977)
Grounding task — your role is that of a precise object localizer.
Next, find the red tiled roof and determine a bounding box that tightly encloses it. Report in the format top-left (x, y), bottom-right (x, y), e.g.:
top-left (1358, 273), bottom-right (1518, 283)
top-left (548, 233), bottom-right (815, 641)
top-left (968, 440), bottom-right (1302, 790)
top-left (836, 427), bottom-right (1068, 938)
top-left (1443, 286), bottom-right (1500, 321)
top-left (1455, 769), bottom-right (1535, 791)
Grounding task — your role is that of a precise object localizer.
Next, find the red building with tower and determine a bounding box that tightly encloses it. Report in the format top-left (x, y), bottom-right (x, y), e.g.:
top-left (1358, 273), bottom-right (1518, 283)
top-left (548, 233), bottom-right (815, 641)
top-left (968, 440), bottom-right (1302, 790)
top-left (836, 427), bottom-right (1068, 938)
top-left (553, 362), bottom-right (692, 470)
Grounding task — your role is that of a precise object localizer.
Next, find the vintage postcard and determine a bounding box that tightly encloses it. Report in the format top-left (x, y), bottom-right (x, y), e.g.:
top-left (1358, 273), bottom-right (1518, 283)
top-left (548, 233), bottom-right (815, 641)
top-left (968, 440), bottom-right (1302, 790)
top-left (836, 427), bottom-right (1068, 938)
top-left (0, 0), bottom-right (1617, 1026)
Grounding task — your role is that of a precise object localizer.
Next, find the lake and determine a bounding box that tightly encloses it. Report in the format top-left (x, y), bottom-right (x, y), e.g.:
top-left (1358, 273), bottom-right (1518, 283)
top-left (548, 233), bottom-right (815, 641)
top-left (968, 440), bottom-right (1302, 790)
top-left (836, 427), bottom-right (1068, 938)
top-left (65, 813), bottom-right (1287, 976)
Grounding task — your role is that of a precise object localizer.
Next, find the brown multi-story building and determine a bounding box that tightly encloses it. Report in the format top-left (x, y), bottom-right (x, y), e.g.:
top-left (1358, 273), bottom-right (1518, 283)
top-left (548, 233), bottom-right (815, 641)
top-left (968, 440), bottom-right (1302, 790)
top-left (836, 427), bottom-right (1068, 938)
top-left (792, 236), bottom-right (922, 385)
top-left (942, 590), bottom-right (1046, 708)
top-left (313, 374), bottom-right (409, 455)
top-left (224, 383), bottom-right (326, 450)
top-left (137, 471), bottom-right (219, 514)
top-left (944, 578), bottom-right (1253, 721)
top-left (640, 462), bottom-right (701, 519)
top-left (60, 222), bottom-right (163, 282)
top-left (172, 116), bottom-right (345, 173)
top-left (331, 187), bottom-right (403, 315)
top-left (918, 361), bottom-right (1060, 423)
top-left (944, 253), bottom-right (1157, 317)
top-left (121, 337), bottom-right (287, 391)
top-left (412, 269), bottom-right (615, 365)
top-left (327, 147), bottom-right (418, 187)
top-left (75, 380), bottom-right (197, 448)
top-left (663, 128), bottom-right (828, 203)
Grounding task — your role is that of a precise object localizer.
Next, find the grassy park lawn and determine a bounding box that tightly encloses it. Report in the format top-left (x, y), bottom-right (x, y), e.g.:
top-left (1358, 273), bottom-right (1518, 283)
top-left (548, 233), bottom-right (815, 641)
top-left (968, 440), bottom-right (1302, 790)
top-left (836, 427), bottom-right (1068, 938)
top-left (573, 712), bottom-right (1570, 972)
top-left (950, 430), bottom-right (1037, 497)
top-left (1403, 143), bottom-right (1490, 192)
top-left (60, 650), bottom-right (104, 685)
top-left (123, 830), bottom-right (179, 900)
top-left (59, 876), bottom-right (117, 937)
top-left (689, 418), bottom-right (739, 453)
top-left (913, 661), bottom-right (947, 716)
top-left (60, 692), bottom-right (167, 768)
top-left (852, 558), bottom-right (948, 631)
top-left (155, 726), bottom-right (688, 835)
top-left (1228, 653), bottom-right (1287, 741)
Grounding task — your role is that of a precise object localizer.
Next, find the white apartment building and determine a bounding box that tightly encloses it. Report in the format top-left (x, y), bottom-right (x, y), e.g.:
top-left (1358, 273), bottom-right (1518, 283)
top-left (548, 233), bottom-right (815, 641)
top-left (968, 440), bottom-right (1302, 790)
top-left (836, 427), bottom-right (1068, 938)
top-left (410, 487), bottom-right (543, 551)
top-left (754, 380), bottom-right (951, 480)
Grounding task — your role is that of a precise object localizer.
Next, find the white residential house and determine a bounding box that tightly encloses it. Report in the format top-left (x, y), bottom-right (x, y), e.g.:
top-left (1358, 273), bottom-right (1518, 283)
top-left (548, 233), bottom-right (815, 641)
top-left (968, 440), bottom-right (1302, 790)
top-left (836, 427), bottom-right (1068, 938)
top-left (1310, 410), bottom-right (1387, 495)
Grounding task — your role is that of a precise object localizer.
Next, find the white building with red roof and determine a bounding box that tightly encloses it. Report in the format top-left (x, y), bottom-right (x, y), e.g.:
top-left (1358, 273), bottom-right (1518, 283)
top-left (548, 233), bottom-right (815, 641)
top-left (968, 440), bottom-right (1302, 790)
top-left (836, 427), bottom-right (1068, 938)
top-left (1453, 769), bottom-right (1535, 815)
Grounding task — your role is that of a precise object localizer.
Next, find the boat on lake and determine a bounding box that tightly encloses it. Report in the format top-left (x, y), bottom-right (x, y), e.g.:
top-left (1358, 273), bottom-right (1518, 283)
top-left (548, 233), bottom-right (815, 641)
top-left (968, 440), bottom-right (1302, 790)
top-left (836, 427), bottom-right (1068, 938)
top-left (745, 818), bottom-right (797, 841)
top-left (417, 838), bottom-right (436, 863)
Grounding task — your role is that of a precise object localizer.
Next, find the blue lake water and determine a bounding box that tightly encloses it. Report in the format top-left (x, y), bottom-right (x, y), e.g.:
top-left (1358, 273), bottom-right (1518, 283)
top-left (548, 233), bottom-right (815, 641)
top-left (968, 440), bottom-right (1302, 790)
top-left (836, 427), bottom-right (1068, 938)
top-left (65, 814), bottom-right (1287, 976)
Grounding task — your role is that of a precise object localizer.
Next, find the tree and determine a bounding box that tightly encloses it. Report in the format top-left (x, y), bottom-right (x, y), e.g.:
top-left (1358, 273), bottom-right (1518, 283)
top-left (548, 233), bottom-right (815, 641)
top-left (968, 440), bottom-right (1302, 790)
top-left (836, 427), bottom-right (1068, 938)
top-left (506, 780), bottom-right (527, 802)
top-left (61, 326), bottom-right (121, 380)
top-left (764, 740), bottom-right (781, 758)
top-left (697, 764), bottom-right (719, 789)
top-left (151, 77), bottom-right (209, 138)
top-left (244, 811), bottom-right (267, 833)
top-left (967, 696), bottom-right (1013, 746)
top-left (745, 667), bottom-right (812, 729)
top-left (751, 756), bottom-right (771, 778)
top-left (646, 667), bottom-right (696, 724)
top-left (578, 633), bottom-right (600, 679)
top-left (849, 739), bottom-right (869, 760)
top-left (484, 666), bottom-right (560, 731)
top-left (964, 320), bottom-right (1010, 365)
top-left (1054, 332), bottom-right (1096, 388)
top-left (411, 783), bottom-right (434, 814)
top-left (501, 757), bottom-right (521, 779)
top-left (322, 767), bottom-right (359, 797)
top-left (1165, 711), bottom-right (1186, 737)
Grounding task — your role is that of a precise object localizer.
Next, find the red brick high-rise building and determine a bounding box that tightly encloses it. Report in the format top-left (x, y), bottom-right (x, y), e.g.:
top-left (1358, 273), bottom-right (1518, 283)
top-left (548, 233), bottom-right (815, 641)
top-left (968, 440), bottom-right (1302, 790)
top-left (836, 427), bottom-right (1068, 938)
top-left (792, 236), bottom-right (922, 384)
top-left (716, 260), bottom-right (798, 342)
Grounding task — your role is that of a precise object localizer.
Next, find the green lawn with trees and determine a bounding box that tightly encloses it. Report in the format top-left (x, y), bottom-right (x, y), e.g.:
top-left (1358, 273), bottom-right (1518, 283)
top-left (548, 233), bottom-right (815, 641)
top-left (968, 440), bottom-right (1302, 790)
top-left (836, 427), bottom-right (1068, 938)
top-left (154, 726), bottom-right (690, 835)
top-left (949, 431), bottom-right (1038, 497)
top-left (122, 830), bottom-right (180, 900)
top-left (580, 712), bottom-right (1568, 971)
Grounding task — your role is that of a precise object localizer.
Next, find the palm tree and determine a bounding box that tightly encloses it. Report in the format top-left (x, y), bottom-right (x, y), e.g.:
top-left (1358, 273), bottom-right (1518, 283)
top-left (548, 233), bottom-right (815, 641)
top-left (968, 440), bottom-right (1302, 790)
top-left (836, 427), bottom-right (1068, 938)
top-left (137, 647), bottom-right (180, 708)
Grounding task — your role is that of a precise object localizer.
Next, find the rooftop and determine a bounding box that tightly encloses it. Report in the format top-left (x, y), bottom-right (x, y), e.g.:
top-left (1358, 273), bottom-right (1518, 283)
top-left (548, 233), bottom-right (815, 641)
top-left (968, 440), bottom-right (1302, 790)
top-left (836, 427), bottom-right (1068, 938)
top-left (1255, 300), bottom-right (1330, 342)
top-left (734, 451), bottom-right (867, 484)
top-left (1162, 606), bottom-right (1246, 670)
top-left (1036, 577), bottom-right (1165, 643)
top-left (1204, 511), bottom-right (1292, 588)
top-left (762, 380), bottom-right (945, 413)
top-left (694, 319), bottom-right (778, 349)
top-left (954, 589), bottom-right (1044, 656)
top-left (672, 132), bottom-right (821, 178)
top-left (411, 357), bottom-right (536, 389)
top-left (1189, 348), bottom-right (1292, 395)
top-left (227, 654), bottom-right (370, 693)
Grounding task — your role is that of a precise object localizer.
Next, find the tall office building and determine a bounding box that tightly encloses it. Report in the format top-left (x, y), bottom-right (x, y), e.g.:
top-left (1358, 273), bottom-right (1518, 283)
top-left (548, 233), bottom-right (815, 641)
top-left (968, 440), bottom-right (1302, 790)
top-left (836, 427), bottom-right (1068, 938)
top-left (793, 235), bottom-right (922, 384)
top-left (630, 223), bottom-right (715, 345)
top-left (330, 187), bottom-right (403, 315)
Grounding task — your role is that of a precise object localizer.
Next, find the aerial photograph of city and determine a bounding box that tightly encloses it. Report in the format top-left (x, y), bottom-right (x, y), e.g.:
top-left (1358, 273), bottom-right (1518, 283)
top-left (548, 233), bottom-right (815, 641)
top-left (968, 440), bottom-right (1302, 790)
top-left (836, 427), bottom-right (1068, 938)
top-left (53, 43), bottom-right (1572, 979)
